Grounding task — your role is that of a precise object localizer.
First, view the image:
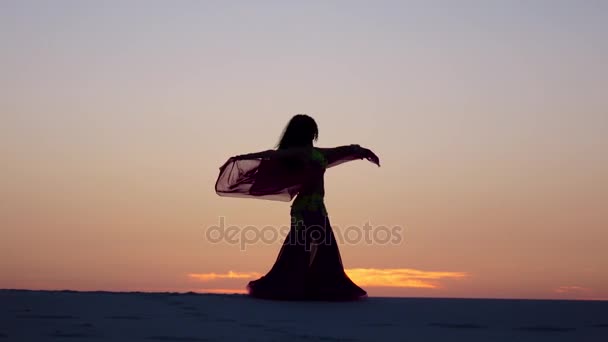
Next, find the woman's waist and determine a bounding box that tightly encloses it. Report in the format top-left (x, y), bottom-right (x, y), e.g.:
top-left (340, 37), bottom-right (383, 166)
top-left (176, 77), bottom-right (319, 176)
top-left (290, 193), bottom-right (326, 213)
top-left (293, 191), bottom-right (325, 202)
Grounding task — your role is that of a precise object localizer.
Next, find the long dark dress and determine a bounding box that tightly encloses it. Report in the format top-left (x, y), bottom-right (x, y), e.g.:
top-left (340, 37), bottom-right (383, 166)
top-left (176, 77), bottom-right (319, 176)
top-left (215, 147), bottom-right (367, 301)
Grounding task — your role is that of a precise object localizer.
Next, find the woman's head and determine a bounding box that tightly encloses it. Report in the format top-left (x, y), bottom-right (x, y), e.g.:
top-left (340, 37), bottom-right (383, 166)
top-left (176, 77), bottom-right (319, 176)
top-left (277, 114), bottom-right (318, 149)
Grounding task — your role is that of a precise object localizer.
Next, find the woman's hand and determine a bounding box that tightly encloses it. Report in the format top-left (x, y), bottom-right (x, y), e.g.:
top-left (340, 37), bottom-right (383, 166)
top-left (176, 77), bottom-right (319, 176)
top-left (352, 145), bottom-right (379, 166)
top-left (362, 148), bottom-right (380, 166)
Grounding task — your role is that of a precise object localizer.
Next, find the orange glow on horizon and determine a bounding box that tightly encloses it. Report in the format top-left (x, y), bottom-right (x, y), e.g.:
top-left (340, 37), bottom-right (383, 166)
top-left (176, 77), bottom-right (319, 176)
top-left (189, 271), bottom-right (262, 282)
top-left (198, 288), bottom-right (249, 294)
top-left (345, 268), bottom-right (467, 289)
top-left (188, 268), bottom-right (467, 292)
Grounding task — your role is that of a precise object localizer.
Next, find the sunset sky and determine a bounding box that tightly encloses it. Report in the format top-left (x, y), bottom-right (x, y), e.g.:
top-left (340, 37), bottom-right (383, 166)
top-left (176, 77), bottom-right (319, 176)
top-left (1, 1), bottom-right (607, 300)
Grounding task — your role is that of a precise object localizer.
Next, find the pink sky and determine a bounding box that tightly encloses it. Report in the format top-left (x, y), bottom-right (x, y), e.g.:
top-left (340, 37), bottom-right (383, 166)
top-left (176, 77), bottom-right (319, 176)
top-left (1, 1), bottom-right (607, 300)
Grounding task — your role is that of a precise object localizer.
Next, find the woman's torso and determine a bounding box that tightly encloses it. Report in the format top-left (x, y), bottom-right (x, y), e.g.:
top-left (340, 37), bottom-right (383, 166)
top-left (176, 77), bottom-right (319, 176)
top-left (290, 148), bottom-right (328, 218)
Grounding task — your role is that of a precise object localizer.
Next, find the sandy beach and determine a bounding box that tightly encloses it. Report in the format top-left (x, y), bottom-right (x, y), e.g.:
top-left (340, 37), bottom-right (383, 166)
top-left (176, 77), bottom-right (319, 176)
top-left (1, 290), bottom-right (607, 341)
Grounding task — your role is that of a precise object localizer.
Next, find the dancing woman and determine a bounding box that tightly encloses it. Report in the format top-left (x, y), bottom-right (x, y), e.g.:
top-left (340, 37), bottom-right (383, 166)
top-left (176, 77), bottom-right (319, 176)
top-left (215, 114), bottom-right (380, 300)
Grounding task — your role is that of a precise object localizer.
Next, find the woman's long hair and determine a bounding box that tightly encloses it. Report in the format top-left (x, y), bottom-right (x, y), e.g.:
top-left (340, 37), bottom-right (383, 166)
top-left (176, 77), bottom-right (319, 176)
top-left (277, 114), bottom-right (318, 149)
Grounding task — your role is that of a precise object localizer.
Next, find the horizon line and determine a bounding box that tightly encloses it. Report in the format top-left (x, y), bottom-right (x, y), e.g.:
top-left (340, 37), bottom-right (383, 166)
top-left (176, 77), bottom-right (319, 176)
top-left (2, 288), bottom-right (606, 302)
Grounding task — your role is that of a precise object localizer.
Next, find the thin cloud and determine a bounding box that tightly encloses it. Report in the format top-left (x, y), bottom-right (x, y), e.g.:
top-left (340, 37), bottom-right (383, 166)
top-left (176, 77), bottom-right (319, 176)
top-left (198, 288), bottom-right (248, 294)
top-left (189, 268), bottom-right (467, 290)
top-left (345, 268), bottom-right (467, 289)
top-left (554, 286), bottom-right (592, 294)
top-left (189, 271), bottom-right (262, 282)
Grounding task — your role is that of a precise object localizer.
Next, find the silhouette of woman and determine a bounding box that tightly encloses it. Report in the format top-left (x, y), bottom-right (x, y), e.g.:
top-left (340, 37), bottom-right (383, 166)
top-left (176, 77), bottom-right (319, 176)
top-left (215, 114), bottom-right (380, 301)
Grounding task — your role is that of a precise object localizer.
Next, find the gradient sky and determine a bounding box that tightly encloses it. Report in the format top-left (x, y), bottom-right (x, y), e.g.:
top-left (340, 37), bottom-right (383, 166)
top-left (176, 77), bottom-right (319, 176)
top-left (1, 0), bottom-right (607, 300)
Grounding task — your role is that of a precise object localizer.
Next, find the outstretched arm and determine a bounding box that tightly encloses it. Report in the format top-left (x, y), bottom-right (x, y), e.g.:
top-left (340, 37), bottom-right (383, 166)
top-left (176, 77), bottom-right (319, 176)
top-left (230, 147), bottom-right (309, 161)
top-left (231, 149), bottom-right (275, 160)
top-left (317, 144), bottom-right (380, 167)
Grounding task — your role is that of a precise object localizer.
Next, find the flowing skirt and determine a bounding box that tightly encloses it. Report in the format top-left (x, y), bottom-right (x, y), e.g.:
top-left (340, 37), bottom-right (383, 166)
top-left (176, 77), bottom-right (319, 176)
top-left (247, 211), bottom-right (367, 301)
